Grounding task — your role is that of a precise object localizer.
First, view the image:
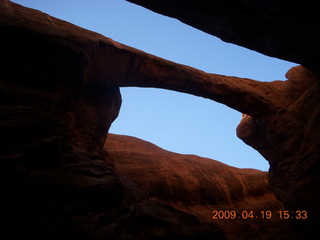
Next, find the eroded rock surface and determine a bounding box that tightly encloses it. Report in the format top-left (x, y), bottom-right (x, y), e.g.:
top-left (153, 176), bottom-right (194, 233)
top-left (106, 134), bottom-right (296, 240)
top-left (237, 66), bottom-right (320, 238)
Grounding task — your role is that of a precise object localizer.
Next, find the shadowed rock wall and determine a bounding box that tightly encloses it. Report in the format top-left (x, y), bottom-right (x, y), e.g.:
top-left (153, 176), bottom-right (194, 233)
top-left (1, 1), bottom-right (123, 239)
top-left (127, 0), bottom-right (320, 72)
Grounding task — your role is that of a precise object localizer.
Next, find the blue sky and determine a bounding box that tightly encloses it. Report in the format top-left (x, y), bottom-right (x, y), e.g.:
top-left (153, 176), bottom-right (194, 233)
top-left (12, 0), bottom-right (296, 171)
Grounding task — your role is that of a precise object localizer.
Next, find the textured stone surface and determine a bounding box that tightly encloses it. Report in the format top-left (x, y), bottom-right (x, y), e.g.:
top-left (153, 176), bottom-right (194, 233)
top-left (237, 66), bottom-right (320, 238)
top-left (106, 134), bottom-right (296, 240)
top-left (127, 0), bottom-right (320, 72)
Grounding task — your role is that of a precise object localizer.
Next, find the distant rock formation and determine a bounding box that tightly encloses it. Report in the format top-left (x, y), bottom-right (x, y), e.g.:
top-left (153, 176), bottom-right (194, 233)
top-left (105, 134), bottom-right (296, 239)
top-left (1, 0), bottom-right (320, 239)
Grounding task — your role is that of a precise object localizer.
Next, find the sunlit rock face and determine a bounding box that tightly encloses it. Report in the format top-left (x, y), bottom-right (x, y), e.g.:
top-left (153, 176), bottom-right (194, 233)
top-left (105, 134), bottom-right (298, 240)
top-left (237, 66), bottom-right (320, 238)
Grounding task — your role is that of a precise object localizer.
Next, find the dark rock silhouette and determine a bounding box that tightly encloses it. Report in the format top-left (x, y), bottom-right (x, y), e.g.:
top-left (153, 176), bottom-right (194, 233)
top-left (1, 0), bottom-right (319, 239)
top-left (127, 0), bottom-right (320, 73)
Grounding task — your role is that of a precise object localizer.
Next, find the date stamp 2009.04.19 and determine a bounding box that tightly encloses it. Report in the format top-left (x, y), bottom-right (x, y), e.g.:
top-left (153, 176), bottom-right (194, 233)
top-left (212, 210), bottom-right (308, 220)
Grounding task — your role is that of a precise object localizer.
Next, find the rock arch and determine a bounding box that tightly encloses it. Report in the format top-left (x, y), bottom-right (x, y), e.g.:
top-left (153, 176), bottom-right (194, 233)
top-left (2, 0), bottom-right (320, 238)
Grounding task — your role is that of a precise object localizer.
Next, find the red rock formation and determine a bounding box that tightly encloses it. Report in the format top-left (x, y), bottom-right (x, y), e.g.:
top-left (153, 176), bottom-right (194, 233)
top-left (124, 1), bottom-right (320, 238)
top-left (106, 134), bottom-right (297, 239)
top-left (237, 66), bottom-right (320, 238)
top-left (2, 0), bottom-right (319, 239)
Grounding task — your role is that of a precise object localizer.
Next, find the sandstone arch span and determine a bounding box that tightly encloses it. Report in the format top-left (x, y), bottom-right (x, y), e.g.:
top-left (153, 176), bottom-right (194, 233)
top-left (2, 0), bottom-right (320, 238)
